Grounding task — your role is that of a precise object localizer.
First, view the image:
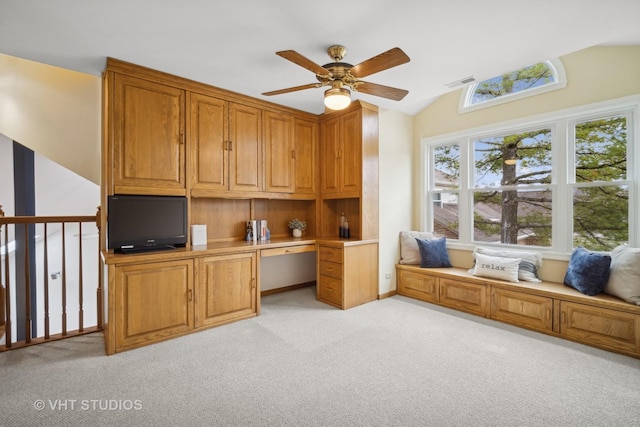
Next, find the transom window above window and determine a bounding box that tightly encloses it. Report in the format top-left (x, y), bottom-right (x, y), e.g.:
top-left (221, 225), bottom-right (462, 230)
top-left (459, 59), bottom-right (566, 113)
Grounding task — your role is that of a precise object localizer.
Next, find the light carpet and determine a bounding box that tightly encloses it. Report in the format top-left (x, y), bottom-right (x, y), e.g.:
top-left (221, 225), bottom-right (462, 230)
top-left (1, 286), bottom-right (639, 426)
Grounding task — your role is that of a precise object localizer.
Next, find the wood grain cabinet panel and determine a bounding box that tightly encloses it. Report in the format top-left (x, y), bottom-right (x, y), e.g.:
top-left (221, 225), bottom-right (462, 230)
top-left (190, 92), bottom-right (228, 191)
top-left (112, 73), bottom-right (185, 194)
top-left (229, 103), bottom-right (262, 192)
top-left (439, 278), bottom-right (487, 317)
top-left (196, 252), bottom-right (257, 328)
top-left (317, 242), bottom-right (378, 309)
top-left (490, 288), bottom-right (553, 332)
top-left (560, 301), bottom-right (640, 354)
top-left (264, 110), bottom-right (294, 193)
top-left (115, 259), bottom-right (193, 351)
top-left (397, 269), bottom-right (438, 303)
top-left (293, 118), bottom-right (317, 195)
top-left (320, 110), bottom-right (362, 196)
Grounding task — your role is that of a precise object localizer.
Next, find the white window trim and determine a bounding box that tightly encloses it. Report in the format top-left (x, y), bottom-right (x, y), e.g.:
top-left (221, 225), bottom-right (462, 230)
top-left (458, 59), bottom-right (567, 114)
top-left (422, 94), bottom-right (640, 259)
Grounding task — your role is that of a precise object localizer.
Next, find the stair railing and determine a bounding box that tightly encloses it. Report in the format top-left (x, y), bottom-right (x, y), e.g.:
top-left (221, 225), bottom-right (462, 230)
top-left (0, 206), bottom-right (103, 351)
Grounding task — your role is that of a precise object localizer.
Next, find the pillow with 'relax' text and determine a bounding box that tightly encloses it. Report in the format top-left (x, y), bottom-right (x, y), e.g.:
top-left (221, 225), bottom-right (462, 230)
top-left (472, 253), bottom-right (521, 282)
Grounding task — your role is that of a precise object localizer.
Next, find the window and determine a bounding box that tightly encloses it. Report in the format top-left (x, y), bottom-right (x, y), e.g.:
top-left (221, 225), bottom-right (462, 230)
top-left (571, 115), bottom-right (629, 251)
top-left (460, 59), bottom-right (566, 113)
top-left (423, 97), bottom-right (638, 254)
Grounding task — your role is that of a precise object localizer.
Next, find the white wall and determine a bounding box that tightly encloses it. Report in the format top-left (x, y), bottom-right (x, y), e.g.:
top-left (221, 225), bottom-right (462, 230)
top-left (378, 110), bottom-right (414, 295)
top-left (260, 252), bottom-right (316, 292)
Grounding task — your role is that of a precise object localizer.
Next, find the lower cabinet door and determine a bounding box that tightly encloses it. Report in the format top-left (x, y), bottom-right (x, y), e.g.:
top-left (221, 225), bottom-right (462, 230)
top-left (397, 269), bottom-right (438, 303)
top-left (196, 252), bottom-right (257, 328)
top-left (560, 301), bottom-right (640, 355)
top-left (115, 259), bottom-right (194, 351)
top-left (490, 288), bottom-right (553, 332)
top-left (439, 278), bottom-right (487, 316)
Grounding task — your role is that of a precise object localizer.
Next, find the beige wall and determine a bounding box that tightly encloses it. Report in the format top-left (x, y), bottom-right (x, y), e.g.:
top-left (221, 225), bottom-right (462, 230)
top-left (378, 109), bottom-right (414, 295)
top-left (0, 53), bottom-right (101, 184)
top-left (410, 45), bottom-right (640, 283)
top-left (414, 46), bottom-right (640, 139)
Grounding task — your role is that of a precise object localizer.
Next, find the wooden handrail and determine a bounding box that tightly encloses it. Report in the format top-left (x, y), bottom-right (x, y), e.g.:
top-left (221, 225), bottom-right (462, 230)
top-left (0, 207), bottom-right (102, 351)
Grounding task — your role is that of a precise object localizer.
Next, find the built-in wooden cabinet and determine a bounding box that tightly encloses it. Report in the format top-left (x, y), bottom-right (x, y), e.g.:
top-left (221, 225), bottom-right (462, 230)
top-left (102, 58), bottom-right (380, 354)
top-left (396, 265), bottom-right (640, 359)
top-left (320, 110), bottom-right (362, 196)
top-left (189, 93), bottom-right (263, 194)
top-left (113, 259), bottom-right (193, 352)
top-left (317, 241), bottom-right (378, 309)
top-left (196, 252), bottom-right (257, 328)
top-left (111, 73), bottom-right (186, 195)
top-left (319, 103), bottom-right (379, 240)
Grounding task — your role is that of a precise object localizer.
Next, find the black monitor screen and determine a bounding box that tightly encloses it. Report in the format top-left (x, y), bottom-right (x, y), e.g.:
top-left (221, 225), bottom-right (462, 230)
top-left (107, 195), bottom-right (187, 252)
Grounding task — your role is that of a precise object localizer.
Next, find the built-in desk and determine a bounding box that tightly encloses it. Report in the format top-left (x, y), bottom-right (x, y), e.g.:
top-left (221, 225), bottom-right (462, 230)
top-left (102, 237), bottom-right (377, 354)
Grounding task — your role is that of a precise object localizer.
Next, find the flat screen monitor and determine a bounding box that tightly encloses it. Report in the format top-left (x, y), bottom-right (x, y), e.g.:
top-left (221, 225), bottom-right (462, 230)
top-left (107, 195), bottom-right (187, 253)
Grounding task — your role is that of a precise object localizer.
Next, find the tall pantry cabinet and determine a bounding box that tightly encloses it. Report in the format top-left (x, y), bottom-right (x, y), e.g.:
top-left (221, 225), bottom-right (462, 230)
top-left (316, 102), bottom-right (379, 309)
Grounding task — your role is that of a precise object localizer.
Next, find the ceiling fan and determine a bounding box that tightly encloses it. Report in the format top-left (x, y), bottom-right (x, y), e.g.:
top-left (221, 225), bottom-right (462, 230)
top-left (262, 45), bottom-right (410, 110)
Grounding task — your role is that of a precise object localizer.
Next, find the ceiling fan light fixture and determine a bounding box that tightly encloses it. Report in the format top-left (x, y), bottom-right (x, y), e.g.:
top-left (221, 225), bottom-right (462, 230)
top-left (324, 87), bottom-right (351, 110)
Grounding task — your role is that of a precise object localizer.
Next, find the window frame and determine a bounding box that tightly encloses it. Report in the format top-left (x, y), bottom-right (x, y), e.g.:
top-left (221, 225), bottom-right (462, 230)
top-left (422, 95), bottom-right (640, 258)
top-left (459, 59), bottom-right (567, 114)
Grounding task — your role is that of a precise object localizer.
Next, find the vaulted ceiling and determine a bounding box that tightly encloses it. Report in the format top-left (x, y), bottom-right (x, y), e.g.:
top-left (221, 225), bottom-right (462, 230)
top-left (1, 0), bottom-right (639, 116)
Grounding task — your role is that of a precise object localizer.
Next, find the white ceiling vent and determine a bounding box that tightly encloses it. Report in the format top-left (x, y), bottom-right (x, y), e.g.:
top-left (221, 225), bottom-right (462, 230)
top-left (445, 76), bottom-right (476, 89)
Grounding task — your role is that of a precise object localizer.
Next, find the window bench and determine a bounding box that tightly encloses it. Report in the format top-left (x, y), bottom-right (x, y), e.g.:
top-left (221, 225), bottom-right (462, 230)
top-left (396, 264), bottom-right (640, 359)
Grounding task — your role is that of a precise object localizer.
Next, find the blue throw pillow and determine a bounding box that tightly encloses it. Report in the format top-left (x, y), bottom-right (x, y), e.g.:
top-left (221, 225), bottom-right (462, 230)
top-left (416, 237), bottom-right (452, 268)
top-left (563, 247), bottom-right (611, 296)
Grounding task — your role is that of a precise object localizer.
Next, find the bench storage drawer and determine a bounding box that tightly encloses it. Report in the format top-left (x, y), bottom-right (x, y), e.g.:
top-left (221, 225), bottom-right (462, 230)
top-left (397, 269), bottom-right (438, 303)
top-left (560, 301), bottom-right (640, 355)
top-left (439, 278), bottom-right (487, 317)
top-left (490, 288), bottom-right (553, 333)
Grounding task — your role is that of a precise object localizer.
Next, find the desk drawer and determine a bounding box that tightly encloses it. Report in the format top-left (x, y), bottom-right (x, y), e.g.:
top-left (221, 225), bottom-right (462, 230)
top-left (319, 260), bottom-right (342, 279)
top-left (261, 245), bottom-right (316, 257)
top-left (318, 275), bottom-right (343, 305)
top-left (319, 245), bottom-right (343, 263)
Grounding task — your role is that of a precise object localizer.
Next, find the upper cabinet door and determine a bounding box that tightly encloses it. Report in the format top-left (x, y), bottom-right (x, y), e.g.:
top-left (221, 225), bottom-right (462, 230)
top-left (293, 118), bottom-right (318, 195)
top-left (228, 103), bottom-right (262, 192)
top-left (320, 116), bottom-right (341, 194)
top-left (339, 110), bottom-right (362, 195)
top-left (320, 109), bottom-right (362, 197)
top-left (190, 93), bottom-right (228, 192)
top-left (113, 74), bottom-right (185, 195)
top-left (264, 111), bottom-right (294, 193)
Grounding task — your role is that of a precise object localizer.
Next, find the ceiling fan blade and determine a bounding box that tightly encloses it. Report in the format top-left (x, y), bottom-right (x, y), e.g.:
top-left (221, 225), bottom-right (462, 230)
top-left (350, 47), bottom-right (410, 78)
top-left (276, 50), bottom-right (330, 76)
top-left (354, 81), bottom-right (408, 101)
top-left (262, 83), bottom-right (321, 96)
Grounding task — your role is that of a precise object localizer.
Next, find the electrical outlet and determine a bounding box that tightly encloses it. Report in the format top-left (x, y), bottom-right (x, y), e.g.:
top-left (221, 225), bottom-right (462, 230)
top-left (384, 273), bottom-right (392, 279)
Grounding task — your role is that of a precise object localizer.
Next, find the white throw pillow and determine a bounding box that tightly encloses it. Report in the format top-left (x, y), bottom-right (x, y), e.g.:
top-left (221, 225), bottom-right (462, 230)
top-left (604, 245), bottom-right (640, 305)
top-left (399, 231), bottom-right (437, 264)
top-left (472, 253), bottom-right (521, 282)
top-left (473, 246), bottom-right (543, 282)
